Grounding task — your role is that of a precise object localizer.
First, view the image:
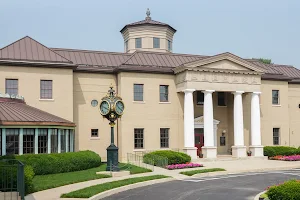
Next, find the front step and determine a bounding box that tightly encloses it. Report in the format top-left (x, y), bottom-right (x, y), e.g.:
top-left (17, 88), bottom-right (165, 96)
top-left (0, 192), bottom-right (21, 200)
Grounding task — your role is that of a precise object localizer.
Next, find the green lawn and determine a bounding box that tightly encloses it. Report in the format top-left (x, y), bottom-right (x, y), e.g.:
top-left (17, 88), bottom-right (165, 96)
top-left (61, 175), bottom-right (169, 198)
top-left (179, 168), bottom-right (226, 176)
top-left (32, 163), bottom-right (151, 192)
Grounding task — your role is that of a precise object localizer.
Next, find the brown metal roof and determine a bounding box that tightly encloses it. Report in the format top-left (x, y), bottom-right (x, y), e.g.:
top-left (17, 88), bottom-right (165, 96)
top-left (120, 17), bottom-right (176, 33)
top-left (0, 36), bottom-right (72, 64)
top-left (0, 97), bottom-right (75, 127)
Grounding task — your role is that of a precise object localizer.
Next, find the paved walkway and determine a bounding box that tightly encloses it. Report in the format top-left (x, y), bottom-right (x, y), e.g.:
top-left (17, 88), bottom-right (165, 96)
top-left (25, 159), bottom-right (300, 200)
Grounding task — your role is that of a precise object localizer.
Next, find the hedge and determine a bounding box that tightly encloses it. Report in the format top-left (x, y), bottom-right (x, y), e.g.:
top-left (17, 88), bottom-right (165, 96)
top-left (264, 146), bottom-right (300, 157)
top-left (1, 151), bottom-right (101, 175)
top-left (143, 150), bottom-right (191, 165)
top-left (267, 180), bottom-right (300, 200)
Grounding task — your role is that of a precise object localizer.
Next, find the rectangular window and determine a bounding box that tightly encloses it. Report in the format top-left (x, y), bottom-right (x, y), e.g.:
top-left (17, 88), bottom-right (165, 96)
top-left (40, 80), bottom-right (53, 99)
top-left (5, 79), bottom-right (18, 95)
top-left (69, 130), bottom-right (75, 152)
top-left (153, 37), bottom-right (160, 48)
top-left (159, 85), bottom-right (169, 102)
top-left (273, 128), bottom-right (280, 145)
top-left (134, 128), bottom-right (144, 149)
top-left (160, 128), bottom-right (169, 148)
top-left (135, 38), bottom-right (142, 48)
top-left (168, 40), bottom-right (172, 51)
top-left (0, 129), bottom-right (2, 156)
top-left (218, 92), bottom-right (226, 106)
top-left (23, 129), bottom-right (35, 154)
top-left (51, 129), bottom-right (58, 153)
top-left (38, 129), bottom-right (48, 154)
top-left (125, 40), bottom-right (128, 52)
top-left (133, 84), bottom-right (144, 101)
top-left (220, 136), bottom-right (226, 146)
top-left (197, 91), bottom-right (204, 105)
top-left (61, 130), bottom-right (66, 153)
top-left (91, 129), bottom-right (98, 137)
top-left (6, 129), bottom-right (19, 155)
top-left (272, 90), bottom-right (279, 105)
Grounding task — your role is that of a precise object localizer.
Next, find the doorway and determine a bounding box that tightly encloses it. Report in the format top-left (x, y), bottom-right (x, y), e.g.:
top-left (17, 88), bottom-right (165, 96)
top-left (194, 128), bottom-right (204, 156)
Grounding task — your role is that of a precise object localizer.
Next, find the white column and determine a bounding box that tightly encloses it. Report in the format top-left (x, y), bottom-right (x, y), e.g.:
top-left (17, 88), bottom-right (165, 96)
top-left (47, 129), bottom-right (51, 154)
top-left (58, 129), bottom-right (61, 153)
top-left (65, 130), bottom-right (69, 153)
top-left (2, 128), bottom-right (6, 156)
top-left (34, 128), bottom-right (38, 154)
top-left (232, 91), bottom-right (246, 157)
top-left (183, 89), bottom-right (197, 159)
top-left (19, 128), bottom-right (23, 155)
top-left (202, 90), bottom-right (217, 158)
top-left (250, 92), bottom-right (264, 157)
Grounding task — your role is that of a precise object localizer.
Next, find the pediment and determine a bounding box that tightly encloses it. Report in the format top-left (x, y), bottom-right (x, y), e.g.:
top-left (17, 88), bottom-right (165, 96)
top-left (194, 116), bottom-right (220, 125)
top-left (174, 52), bottom-right (264, 74)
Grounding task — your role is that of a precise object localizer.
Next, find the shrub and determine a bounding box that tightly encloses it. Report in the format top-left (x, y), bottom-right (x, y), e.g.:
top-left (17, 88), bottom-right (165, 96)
top-left (143, 150), bottom-right (191, 165)
top-left (263, 146), bottom-right (300, 157)
top-left (24, 165), bottom-right (35, 194)
top-left (267, 180), bottom-right (300, 200)
top-left (1, 151), bottom-right (101, 175)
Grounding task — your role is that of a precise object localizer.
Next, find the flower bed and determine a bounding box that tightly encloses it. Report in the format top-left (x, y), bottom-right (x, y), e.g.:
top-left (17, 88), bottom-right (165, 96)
top-left (270, 155), bottom-right (300, 161)
top-left (166, 163), bottom-right (203, 170)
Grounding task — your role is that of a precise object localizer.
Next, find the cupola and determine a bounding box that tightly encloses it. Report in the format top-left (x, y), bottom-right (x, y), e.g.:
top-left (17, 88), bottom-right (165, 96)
top-left (120, 9), bottom-right (176, 53)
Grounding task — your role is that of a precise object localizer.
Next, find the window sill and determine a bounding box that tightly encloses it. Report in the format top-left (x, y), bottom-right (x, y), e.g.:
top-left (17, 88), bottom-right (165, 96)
top-left (133, 101), bottom-right (146, 104)
top-left (196, 104), bottom-right (204, 107)
top-left (39, 99), bottom-right (55, 101)
top-left (218, 105), bottom-right (227, 108)
top-left (272, 104), bottom-right (281, 107)
top-left (159, 102), bottom-right (171, 104)
top-left (90, 137), bottom-right (100, 140)
top-left (133, 149), bottom-right (146, 152)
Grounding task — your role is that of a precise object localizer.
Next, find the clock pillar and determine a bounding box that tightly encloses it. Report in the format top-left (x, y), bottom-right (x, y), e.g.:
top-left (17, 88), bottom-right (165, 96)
top-left (106, 121), bottom-right (119, 171)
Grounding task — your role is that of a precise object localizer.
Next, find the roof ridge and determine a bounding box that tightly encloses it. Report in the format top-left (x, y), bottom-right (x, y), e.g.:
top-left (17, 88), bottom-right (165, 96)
top-left (133, 50), bottom-right (207, 58)
top-left (52, 47), bottom-right (132, 56)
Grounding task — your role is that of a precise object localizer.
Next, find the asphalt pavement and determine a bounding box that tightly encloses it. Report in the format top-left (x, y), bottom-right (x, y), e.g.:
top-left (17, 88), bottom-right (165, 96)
top-left (102, 169), bottom-right (300, 200)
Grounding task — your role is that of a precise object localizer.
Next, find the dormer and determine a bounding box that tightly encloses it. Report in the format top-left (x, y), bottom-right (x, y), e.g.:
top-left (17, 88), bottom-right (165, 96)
top-left (120, 9), bottom-right (176, 53)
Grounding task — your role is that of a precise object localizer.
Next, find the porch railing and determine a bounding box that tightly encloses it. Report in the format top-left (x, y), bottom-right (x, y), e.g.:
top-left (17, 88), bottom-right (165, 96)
top-left (0, 159), bottom-right (25, 200)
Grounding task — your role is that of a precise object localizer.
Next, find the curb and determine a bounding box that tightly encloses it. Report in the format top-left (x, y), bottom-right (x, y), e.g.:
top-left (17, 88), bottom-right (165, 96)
top-left (254, 191), bottom-right (267, 200)
top-left (190, 166), bottom-right (300, 178)
top-left (88, 177), bottom-right (174, 200)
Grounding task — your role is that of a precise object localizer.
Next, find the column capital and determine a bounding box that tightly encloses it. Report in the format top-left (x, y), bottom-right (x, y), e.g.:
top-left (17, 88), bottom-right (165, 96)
top-left (232, 91), bottom-right (244, 95)
top-left (202, 90), bottom-right (215, 94)
top-left (183, 89), bottom-right (196, 93)
top-left (252, 91), bottom-right (262, 95)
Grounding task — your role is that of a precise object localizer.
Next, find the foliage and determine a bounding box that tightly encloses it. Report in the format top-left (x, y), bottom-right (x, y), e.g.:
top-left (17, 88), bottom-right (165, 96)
top-left (255, 58), bottom-right (272, 64)
top-left (143, 150), bottom-right (191, 166)
top-left (24, 165), bottom-right (35, 194)
top-left (270, 155), bottom-right (300, 161)
top-left (267, 180), bottom-right (300, 200)
top-left (61, 175), bottom-right (169, 198)
top-left (32, 163), bottom-right (151, 192)
top-left (1, 151), bottom-right (101, 175)
top-left (180, 168), bottom-right (226, 176)
top-left (166, 163), bottom-right (203, 170)
top-left (264, 146), bottom-right (300, 157)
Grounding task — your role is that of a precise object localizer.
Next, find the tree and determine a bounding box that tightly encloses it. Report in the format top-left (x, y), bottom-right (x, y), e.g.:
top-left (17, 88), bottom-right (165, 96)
top-left (253, 58), bottom-right (272, 64)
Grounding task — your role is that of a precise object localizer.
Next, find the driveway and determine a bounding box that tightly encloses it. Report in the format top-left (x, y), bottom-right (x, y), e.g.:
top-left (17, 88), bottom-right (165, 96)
top-left (102, 169), bottom-right (300, 200)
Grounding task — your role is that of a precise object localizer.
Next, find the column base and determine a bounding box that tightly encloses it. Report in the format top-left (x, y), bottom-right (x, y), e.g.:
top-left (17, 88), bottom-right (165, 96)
top-left (202, 146), bottom-right (217, 158)
top-left (232, 146), bottom-right (246, 158)
top-left (183, 147), bottom-right (198, 160)
top-left (249, 145), bottom-right (264, 157)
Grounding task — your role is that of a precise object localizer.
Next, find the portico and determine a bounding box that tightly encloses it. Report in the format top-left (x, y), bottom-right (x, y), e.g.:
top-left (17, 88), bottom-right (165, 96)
top-left (175, 53), bottom-right (265, 159)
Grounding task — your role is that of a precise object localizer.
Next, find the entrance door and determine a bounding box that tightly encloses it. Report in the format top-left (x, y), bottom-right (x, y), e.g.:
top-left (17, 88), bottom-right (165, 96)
top-left (194, 128), bottom-right (204, 156)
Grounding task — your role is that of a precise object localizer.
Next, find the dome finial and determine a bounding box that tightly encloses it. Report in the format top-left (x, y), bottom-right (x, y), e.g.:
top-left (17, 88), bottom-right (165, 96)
top-left (146, 8), bottom-right (151, 20)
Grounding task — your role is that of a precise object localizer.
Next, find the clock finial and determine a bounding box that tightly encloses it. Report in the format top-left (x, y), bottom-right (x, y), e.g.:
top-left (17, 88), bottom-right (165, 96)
top-left (146, 8), bottom-right (151, 20)
top-left (108, 84), bottom-right (115, 97)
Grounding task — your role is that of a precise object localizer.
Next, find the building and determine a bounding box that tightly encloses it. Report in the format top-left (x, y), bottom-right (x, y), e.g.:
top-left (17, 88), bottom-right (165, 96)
top-left (1, 9), bottom-right (300, 161)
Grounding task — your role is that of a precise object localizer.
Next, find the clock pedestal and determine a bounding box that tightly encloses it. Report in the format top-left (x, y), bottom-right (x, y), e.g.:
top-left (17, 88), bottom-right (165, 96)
top-left (106, 122), bottom-right (119, 171)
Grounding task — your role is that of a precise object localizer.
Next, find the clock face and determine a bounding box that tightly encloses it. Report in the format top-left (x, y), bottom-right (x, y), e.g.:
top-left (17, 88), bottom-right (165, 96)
top-left (99, 100), bottom-right (110, 115)
top-left (115, 100), bottom-right (124, 115)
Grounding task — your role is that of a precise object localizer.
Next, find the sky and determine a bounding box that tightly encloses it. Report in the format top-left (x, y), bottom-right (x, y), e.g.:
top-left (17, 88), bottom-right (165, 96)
top-left (0, 0), bottom-right (299, 68)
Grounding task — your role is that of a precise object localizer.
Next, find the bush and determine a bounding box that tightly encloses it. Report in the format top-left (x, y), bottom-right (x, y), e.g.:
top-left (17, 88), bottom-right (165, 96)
top-left (264, 146), bottom-right (300, 157)
top-left (267, 180), bottom-right (300, 200)
top-left (143, 150), bottom-right (191, 165)
top-left (24, 165), bottom-right (35, 194)
top-left (1, 151), bottom-right (101, 175)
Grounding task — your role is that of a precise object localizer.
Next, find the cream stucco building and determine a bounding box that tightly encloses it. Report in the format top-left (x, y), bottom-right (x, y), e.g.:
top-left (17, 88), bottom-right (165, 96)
top-left (1, 10), bottom-right (300, 161)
